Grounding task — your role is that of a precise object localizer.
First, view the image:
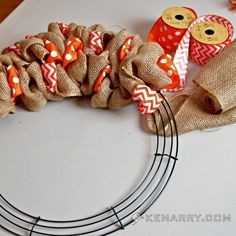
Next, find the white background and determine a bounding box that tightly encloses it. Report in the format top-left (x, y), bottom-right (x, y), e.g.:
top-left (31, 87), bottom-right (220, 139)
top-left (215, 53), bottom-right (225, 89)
top-left (0, 0), bottom-right (235, 235)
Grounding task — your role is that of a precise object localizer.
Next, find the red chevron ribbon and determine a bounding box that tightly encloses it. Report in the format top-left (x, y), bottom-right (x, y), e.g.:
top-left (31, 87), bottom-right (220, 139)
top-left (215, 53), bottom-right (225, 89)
top-left (57, 22), bottom-right (71, 37)
top-left (90, 31), bottom-right (103, 54)
top-left (41, 62), bottom-right (58, 93)
top-left (3, 44), bottom-right (22, 57)
top-left (133, 84), bottom-right (163, 115)
top-left (173, 15), bottom-right (234, 92)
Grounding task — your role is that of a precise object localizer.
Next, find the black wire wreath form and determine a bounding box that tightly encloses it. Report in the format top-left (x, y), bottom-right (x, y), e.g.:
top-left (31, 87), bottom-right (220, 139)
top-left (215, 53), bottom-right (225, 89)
top-left (0, 93), bottom-right (179, 236)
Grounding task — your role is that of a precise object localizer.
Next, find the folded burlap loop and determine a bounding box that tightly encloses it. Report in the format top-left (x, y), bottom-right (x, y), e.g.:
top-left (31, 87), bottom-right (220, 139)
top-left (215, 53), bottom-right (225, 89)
top-left (133, 42), bottom-right (171, 90)
top-left (5, 51), bottom-right (29, 67)
top-left (71, 24), bottom-right (108, 55)
top-left (37, 32), bottom-right (65, 56)
top-left (194, 41), bottom-right (236, 114)
top-left (0, 72), bottom-right (11, 100)
top-left (26, 62), bottom-right (63, 101)
top-left (19, 37), bottom-right (48, 62)
top-left (48, 22), bottom-right (66, 41)
top-left (106, 29), bottom-right (129, 84)
top-left (108, 86), bottom-right (133, 109)
top-left (147, 40), bottom-right (236, 135)
top-left (0, 54), bottom-right (13, 66)
top-left (0, 99), bottom-right (15, 119)
top-left (18, 66), bottom-right (47, 111)
top-left (81, 50), bottom-right (110, 95)
top-left (67, 51), bottom-right (87, 86)
top-left (56, 64), bottom-right (82, 97)
top-left (107, 30), bottom-right (143, 88)
top-left (119, 42), bottom-right (171, 96)
top-left (91, 78), bottom-right (113, 108)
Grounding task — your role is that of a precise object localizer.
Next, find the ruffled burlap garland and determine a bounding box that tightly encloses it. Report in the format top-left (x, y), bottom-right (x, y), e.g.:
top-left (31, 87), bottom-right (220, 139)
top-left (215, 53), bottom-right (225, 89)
top-left (0, 22), bottom-right (171, 119)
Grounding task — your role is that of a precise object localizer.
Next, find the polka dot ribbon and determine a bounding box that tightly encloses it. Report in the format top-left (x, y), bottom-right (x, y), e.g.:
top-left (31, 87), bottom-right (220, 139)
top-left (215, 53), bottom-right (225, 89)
top-left (157, 54), bottom-right (180, 91)
top-left (6, 65), bottom-right (23, 98)
top-left (63, 36), bottom-right (83, 68)
top-left (133, 84), bottom-right (163, 115)
top-left (148, 17), bottom-right (185, 53)
top-left (43, 38), bottom-right (62, 63)
top-left (41, 36), bottom-right (83, 93)
top-left (41, 39), bottom-right (61, 93)
top-left (147, 7), bottom-right (197, 53)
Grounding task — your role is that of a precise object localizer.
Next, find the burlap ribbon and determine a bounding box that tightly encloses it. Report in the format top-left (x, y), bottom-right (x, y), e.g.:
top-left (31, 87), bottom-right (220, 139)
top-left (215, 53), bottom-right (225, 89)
top-left (0, 23), bottom-right (171, 119)
top-left (147, 40), bottom-right (236, 135)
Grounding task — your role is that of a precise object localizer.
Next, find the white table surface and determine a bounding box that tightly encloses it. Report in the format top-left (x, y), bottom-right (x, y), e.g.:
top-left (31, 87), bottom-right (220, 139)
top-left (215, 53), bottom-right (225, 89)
top-left (0, 0), bottom-right (235, 236)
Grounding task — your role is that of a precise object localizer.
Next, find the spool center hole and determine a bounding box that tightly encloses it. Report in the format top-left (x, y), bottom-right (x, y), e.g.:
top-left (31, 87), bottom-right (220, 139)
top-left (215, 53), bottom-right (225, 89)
top-left (205, 29), bottom-right (215, 35)
top-left (175, 15), bottom-right (184, 20)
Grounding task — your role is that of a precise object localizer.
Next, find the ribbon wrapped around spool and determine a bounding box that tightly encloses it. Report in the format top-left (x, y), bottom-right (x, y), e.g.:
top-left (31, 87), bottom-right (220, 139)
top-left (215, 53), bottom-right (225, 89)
top-left (147, 7), bottom-right (197, 52)
top-left (173, 15), bottom-right (234, 92)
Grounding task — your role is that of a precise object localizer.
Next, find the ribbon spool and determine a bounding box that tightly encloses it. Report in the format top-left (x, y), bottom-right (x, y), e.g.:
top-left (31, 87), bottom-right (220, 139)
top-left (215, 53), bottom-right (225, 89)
top-left (147, 7), bottom-right (197, 52)
top-left (173, 14), bottom-right (234, 92)
top-left (189, 18), bottom-right (234, 65)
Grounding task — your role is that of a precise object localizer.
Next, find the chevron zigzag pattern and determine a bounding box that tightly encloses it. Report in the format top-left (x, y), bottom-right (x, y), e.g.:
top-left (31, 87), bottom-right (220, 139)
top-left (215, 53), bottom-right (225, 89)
top-left (41, 62), bottom-right (58, 93)
top-left (173, 15), bottom-right (233, 91)
top-left (133, 84), bottom-right (163, 115)
top-left (90, 31), bottom-right (103, 54)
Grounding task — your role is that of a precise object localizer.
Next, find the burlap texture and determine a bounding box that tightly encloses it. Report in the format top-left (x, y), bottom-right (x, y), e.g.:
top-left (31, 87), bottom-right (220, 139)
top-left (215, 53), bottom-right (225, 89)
top-left (147, 40), bottom-right (236, 135)
top-left (18, 66), bottom-right (47, 111)
top-left (67, 51), bottom-right (87, 86)
top-left (37, 32), bottom-right (65, 56)
top-left (133, 42), bottom-right (171, 90)
top-left (81, 50), bottom-right (110, 95)
top-left (48, 22), bottom-right (66, 41)
top-left (119, 42), bottom-right (171, 94)
top-left (194, 40), bottom-right (236, 114)
top-left (0, 99), bottom-right (15, 119)
top-left (108, 86), bottom-right (133, 109)
top-left (0, 72), bottom-right (11, 100)
top-left (91, 77), bottom-right (113, 108)
top-left (6, 51), bottom-right (29, 67)
top-left (106, 29), bottom-right (131, 87)
top-left (71, 24), bottom-right (107, 55)
top-left (56, 64), bottom-right (82, 97)
top-left (0, 54), bottom-right (13, 66)
top-left (19, 37), bottom-right (48, 62)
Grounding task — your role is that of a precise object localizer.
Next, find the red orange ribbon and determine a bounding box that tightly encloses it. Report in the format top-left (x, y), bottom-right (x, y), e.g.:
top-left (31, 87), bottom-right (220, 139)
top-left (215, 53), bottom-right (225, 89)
top-left (63, 36), bottom-right (83, 68)
top-left (93, 65), bottom-right (112, 93)
top-left (119, 36), bottom-right (134, 62)
top-left (157, 54), bottom-right (180, 91)
top-left (6, 65), bottom-right (23, 98)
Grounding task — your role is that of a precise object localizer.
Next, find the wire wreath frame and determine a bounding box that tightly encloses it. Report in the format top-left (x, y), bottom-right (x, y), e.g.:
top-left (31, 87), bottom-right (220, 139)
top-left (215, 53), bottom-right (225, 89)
top-left (0, 94), bottom-right (179, 236)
